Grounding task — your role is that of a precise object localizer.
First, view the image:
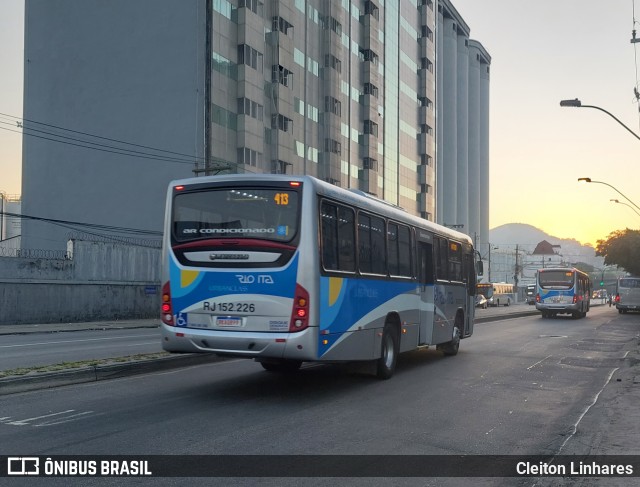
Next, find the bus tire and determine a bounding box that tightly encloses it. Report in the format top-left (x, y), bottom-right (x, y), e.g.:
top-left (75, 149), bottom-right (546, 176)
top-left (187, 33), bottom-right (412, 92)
top-left (376, 324), bottom-right (399, 380)
top-left (260, 360), bottom-right (302, 373)
top-left (437, 324), bottom-right (461, 357)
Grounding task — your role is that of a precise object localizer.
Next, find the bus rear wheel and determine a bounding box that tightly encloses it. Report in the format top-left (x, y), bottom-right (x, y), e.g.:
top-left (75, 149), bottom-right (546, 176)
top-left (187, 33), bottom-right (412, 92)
top-left (437, 326), bottom-right (461, 356)
top-left (376, 324), bottom-right (399, 380)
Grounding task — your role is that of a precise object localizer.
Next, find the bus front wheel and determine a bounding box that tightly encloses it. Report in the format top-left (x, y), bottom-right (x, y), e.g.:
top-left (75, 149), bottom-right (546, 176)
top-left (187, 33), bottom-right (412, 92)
top-left (376, 324), bottom-right (399, 380)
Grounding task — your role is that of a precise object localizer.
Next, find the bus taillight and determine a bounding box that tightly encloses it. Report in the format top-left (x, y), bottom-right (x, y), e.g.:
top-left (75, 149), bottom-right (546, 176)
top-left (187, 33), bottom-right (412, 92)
top-left (536, 294), bottom-right (540, 303)
top-left (161, 281), bottom-right (174, 326)
top-left (290, 284), bottom-right (309, 332)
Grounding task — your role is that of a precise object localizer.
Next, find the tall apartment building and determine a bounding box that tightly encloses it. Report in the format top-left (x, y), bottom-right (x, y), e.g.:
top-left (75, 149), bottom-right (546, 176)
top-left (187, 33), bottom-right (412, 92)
top-left (205, 0), bottom-right (437, 219)
top-left (21, 0), bottom-right (489, 252)
top-left (437, 0), bottom-right (491, 250)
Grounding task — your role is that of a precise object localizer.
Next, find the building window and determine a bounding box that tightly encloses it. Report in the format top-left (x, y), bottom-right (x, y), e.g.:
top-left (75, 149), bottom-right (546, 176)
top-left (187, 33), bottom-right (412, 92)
top-left (421, 58), bottom-right (433, 73)
top-left (272, 64), bottom-right (293, 87)
top-left (324, 54), bottom-right (342, 73)
top-left (237, 147), bottom-right (261, 167)
top-left (271, 114), bottom-right (292, 132)
top-left (238, 0), bottom-right (263, 15)
top-left (271, 160), bottom-right (292, 174)
top-left (322, 16), bottom-right (342, 35)
top-left (364, 82), bottom-right (379, 98)
top-left (364, 1), bottom-right (380, 20)
top-left (419, 96), bottom-right (433, 108)
top-left (324, 138), bottom-right (341, 154)
top-left (420, 26), bottom-right (434, 41)
top-left (272, 16), bottom-right (293, 35)
top-left (238, 44), bottom-right (263, 71)
top-left (420, 124), bottom-right (433, 135)
top-left (324, 96), bottom-right (342, 116)
top-left (364, 120), bottom-right (378, 137)
top-left (363, 157), bottom-right (378, 171)
top-left (237, 97), bottom-right (263, 121)
top-left (359, 48), bottom-right (379, 65)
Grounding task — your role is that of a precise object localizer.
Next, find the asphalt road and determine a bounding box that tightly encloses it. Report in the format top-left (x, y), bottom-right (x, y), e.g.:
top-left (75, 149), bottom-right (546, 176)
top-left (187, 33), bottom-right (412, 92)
top-left (0, 302), bottom-right (542, 374)
top-left (1, 305), bottom-right (636, 486)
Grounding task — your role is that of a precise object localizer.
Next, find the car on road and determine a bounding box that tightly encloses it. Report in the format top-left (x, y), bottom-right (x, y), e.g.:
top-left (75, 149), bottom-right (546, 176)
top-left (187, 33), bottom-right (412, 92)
top-left (476, 294), bottom-right (488, 309)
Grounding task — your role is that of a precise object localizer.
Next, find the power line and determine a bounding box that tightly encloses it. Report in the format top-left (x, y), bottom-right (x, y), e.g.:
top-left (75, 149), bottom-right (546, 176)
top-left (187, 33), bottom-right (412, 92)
top-left (0, 211), bottom-right (162, 236)
top-left (0, 112), bottom-right (248, 172)
top-left (0, 112), bottom-right (207, 163)
top-left (0, 123), bottom-right (202, 166)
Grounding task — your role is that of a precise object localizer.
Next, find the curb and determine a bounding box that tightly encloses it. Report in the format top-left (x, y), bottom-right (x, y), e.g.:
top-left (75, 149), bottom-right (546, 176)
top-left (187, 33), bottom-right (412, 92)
top-left (0, 323), bottom-right (159, 336)
top-left (0, 353), bottom-right (227, 396)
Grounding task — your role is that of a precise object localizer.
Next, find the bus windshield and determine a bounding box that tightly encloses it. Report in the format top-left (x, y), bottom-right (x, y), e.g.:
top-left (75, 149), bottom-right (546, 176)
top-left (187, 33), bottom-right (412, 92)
top-left (172, 187), bottom-right (299, 243)
top-left (539, 270), bottom-right (574, 289)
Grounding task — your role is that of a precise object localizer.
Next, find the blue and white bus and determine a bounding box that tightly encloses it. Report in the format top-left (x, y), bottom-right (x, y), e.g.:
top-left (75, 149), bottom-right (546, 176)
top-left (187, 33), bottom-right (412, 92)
top-left (535, 267), bottom-right (591, 319)
top-left (160, 175), bottom-right (482, 379)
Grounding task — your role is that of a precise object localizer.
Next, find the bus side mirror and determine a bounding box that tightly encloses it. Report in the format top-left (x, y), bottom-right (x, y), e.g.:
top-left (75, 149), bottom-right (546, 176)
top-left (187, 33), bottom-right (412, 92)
top-left (476, 261), bottom-right (484, 277)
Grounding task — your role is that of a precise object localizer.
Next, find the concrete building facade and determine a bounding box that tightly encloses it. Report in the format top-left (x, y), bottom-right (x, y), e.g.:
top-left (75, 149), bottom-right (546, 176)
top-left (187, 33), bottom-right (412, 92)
top-left (436, 0), bottom-right (491, 252)
top-left (21, 0), bottom-right (489, 252)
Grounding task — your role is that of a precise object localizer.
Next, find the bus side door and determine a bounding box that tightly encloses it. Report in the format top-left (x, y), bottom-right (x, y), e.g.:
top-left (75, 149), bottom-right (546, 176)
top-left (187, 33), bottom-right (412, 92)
top-left (418, 241), bottom-right (434, 345)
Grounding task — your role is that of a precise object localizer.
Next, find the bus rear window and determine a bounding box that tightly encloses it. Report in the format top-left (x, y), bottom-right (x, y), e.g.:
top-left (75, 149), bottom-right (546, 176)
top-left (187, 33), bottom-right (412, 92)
top-left (539, 271), bottom-right (573, 289)
top-left (172, 187), bottom-right (299, 243)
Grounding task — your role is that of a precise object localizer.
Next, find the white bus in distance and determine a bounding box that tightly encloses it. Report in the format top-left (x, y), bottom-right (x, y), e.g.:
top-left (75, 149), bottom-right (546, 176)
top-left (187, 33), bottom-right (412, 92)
top-left (615, 276), bottom-right (640, 314)
top-left (476, 282), bottom-right (514, 307)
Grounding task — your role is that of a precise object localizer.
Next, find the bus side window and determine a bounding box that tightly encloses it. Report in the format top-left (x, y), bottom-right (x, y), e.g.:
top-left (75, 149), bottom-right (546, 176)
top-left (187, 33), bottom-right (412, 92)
top-left (434, 237), bottom-right (449, 281)
top-left (321, 201), bottom-right (355, 272)
top-left (464, 251), bottom-right (475, 292)
top-left (418, 242), bottom-right (434, 285)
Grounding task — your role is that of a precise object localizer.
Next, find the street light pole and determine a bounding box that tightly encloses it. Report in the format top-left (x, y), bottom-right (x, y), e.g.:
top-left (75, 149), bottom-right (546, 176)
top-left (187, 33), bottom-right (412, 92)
top-left (560, 98), bottom-right (640, 142)
top-left (577, 177), bottom-right (640, 212)
top-left (610, 199), bottom-right (640, 218)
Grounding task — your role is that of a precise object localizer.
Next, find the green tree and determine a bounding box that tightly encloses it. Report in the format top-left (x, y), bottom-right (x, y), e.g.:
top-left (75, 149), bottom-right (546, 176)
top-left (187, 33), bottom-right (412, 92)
top-left (574, 262), bottom-right (595, 273)
top-left (595, 229), bottom-right (640, 276)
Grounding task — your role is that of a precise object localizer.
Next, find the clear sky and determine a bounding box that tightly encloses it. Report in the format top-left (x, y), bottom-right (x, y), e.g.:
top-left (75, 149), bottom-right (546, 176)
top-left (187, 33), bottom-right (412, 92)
top-left (1, 0), bottom-right (639, 247)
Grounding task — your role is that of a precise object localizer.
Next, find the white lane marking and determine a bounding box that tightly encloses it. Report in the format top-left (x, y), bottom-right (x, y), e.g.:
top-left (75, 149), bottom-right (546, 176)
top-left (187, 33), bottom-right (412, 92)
top-left (35, 411), bottom-right (97, 427)
top-left (527, 355), bottom-right (553, 370)
top-left (7, 409), bottom-right (76, 426)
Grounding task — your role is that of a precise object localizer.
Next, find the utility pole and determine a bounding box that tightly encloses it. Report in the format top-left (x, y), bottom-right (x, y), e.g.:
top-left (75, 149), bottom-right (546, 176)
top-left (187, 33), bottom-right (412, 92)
top-left (514, 244), bottom-right (519, 293)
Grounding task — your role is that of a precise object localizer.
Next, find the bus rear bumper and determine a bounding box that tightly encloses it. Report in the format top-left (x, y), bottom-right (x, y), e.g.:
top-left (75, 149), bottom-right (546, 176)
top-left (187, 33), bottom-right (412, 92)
top-left (535, 303), bottom-right (580, 313)
top-left (160, 323), bottom-right (317, 360)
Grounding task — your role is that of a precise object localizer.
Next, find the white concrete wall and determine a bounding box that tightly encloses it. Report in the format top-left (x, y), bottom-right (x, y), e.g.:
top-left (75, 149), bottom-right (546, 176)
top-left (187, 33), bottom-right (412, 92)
top-left (0, 239), bottom-right (160, 325)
